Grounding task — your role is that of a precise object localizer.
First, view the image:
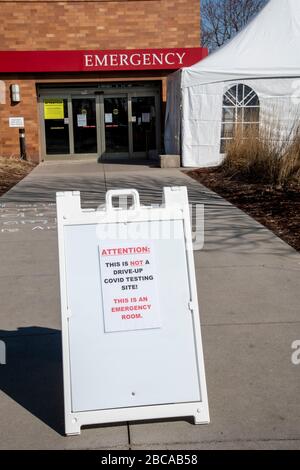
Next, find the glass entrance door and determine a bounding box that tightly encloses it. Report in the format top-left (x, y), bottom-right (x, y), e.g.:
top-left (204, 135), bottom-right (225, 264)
top-left (72, 98), bottom-right (97, 154)
top-left (131, 96), bottom-right (157, 156)
top-left (103, 96), bottom-right (129, 156)
top-left (44, 98), bottom-right (70, 155)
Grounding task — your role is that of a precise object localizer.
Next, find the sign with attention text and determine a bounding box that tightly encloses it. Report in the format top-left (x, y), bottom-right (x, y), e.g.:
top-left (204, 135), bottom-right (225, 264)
top-left (99, 241), bottom-right (161, 333)
top-left (0, 47), bottom-right (208, 73)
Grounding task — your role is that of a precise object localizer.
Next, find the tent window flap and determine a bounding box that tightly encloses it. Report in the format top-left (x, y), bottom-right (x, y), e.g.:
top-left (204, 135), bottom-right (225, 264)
top-left (220, 84), bottom-right (260, 153)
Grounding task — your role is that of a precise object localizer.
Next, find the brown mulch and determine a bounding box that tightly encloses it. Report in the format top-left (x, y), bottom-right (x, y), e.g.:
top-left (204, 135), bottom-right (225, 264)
top-left (188, 168), bottom-right (300, 252)
top-left (0, 157), bottom-right (36, 197)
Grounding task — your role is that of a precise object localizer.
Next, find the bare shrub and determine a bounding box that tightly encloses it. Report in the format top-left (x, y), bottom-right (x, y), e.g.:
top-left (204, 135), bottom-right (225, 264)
top-left (279, 128), bottom-right (300, 186)
top-left (222, 121), bottom-right (300, 187)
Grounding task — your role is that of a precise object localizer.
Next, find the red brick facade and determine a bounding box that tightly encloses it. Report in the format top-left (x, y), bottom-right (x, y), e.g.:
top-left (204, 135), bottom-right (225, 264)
top-left (0, 0), bottom-right (201, 161)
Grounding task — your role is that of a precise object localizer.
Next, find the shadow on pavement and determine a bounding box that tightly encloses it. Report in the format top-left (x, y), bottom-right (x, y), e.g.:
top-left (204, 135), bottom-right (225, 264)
top-left (98, 157), bottom-right (159, 167)
top-left (0, 172), bottom-right (293, 255)
top-left (0, 327), bottom-right (64, 435)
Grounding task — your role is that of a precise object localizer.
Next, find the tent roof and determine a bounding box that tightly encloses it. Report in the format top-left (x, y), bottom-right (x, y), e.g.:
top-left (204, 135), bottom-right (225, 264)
top-left (182, 0), bottom-right (300, 88)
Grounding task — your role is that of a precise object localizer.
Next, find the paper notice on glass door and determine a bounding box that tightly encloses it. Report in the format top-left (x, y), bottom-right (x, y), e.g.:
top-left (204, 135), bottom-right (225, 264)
top-left (105, 113), bottom-right (113, 123)
top-left (44, 99), bottom-right (64, 120)
top-left (142, 113), bottom-right (150, 123)
top-left (77, 114), bottom-right (87, 127)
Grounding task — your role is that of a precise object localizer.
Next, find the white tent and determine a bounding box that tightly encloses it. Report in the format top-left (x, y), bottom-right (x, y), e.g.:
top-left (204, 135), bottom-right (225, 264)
top-left (165, 0), bottom-right (300, 167)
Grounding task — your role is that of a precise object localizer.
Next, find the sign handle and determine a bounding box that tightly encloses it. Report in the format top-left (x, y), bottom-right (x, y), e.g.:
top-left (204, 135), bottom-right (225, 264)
top-left (105, 189), bottom-right (140, 211)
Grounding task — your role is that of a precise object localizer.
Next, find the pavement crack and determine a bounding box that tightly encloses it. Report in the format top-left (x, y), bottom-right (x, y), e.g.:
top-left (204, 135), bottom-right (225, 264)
top-left (127, 422), bottom-right (132, 450)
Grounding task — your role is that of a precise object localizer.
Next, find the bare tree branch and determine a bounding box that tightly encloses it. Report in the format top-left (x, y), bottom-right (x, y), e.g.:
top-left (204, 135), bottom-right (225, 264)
top-left (202, 0), bottom-right (268, 51)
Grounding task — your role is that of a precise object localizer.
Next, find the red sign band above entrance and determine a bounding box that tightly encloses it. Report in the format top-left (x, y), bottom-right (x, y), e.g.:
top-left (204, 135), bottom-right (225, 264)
top-left (0, 48), bottom-right (208, 73)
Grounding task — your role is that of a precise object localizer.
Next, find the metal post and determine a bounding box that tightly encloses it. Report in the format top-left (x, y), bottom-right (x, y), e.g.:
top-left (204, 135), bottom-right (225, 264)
top-left (19, 128), bottom-right (26, 160)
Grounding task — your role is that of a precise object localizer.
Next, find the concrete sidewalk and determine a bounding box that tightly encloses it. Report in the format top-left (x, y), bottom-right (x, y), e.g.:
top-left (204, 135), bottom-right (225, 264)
top-left (0, 160), bottom-right (299, 450)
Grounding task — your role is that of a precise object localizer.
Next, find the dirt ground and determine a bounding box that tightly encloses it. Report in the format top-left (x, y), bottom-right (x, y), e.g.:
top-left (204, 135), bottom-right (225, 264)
top-left (188, 168), bottom-right (300, 252)
top-left (0, 157), bottom-right (36, 197)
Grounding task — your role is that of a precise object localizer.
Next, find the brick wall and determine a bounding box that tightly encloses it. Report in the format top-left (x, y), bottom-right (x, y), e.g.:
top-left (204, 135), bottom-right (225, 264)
top-left (0, 78), bottom-right (40, 159)
top-left (0, 0), bottom-right (201, 160)
top-left (0, 0), bottom-right (200, 51)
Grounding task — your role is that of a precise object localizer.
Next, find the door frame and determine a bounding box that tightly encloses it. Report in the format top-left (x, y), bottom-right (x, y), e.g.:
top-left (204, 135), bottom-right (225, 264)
top-left (38, 85), bottom-right (161, 160)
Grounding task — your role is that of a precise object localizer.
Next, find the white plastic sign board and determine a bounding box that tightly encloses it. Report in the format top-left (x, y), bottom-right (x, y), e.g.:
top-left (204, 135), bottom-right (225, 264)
top-left (56, 187), bottom-right (209, 435)
top-left (9, 117), bottom-right (24, 128)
